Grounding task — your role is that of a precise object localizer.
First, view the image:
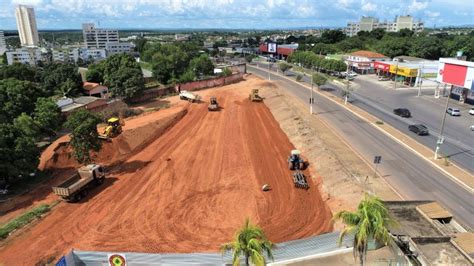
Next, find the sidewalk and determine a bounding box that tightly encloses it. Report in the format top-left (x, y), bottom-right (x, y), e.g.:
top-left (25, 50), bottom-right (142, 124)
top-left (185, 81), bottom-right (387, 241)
top-left (255, 65), bottom-right (474, 193)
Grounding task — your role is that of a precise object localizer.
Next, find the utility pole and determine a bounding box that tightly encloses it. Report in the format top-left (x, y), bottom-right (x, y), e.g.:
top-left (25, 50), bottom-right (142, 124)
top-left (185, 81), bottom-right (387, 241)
top-left (344, 63), bottom-right (350, 104)
top-left (417, 63), bottom-right (424, 97)
top-left (434, 85), bottom-right (452, 159)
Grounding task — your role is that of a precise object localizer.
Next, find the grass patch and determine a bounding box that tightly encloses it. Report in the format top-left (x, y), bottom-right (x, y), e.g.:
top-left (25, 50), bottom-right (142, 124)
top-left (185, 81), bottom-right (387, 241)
top-left (0, 172), bottom-right (52, 201)
top-left (0, 203), bottom-right (55, 239)
top-left (375, 121), bottom-right (384, 125)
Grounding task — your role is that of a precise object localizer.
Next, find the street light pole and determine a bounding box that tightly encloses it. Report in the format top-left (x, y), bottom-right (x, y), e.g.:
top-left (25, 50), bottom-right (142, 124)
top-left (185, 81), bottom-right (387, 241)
top-left (268, 63), bottom-right (271, 81)
top-left (417, 63), bottom-right (424, 97)
top-left (434, 85), bottom-right (452, 159)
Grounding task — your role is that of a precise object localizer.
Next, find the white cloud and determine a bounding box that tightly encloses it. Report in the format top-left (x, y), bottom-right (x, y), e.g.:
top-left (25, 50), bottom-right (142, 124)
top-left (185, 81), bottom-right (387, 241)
top-left (425, 10), bottom-right (440, 18)
top-left (12, 0), bottom-right (43, 5)
top-left (408, 0), bottom-right (429, 12)
top-left (361, 1), bottom-right (377, 12)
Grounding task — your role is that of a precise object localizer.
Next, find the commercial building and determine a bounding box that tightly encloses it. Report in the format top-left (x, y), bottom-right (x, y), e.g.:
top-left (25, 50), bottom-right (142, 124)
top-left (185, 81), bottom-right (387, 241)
top-left (259, 43), bottom-right (298, 60)
top-left (105, 42), bottom-right (134, 55)
top-left (345, 16), bottom-right (424, 37)
top-left (345, 50), bottom-right (390, 74)
top-left (15, 5), bottom-right (39, 47)
top-left (82, 23), bottom-right (119, 49)
top-left (6, 47), bottom-right (42, 65)
top-left (53, 48), bottom-right (106, 63)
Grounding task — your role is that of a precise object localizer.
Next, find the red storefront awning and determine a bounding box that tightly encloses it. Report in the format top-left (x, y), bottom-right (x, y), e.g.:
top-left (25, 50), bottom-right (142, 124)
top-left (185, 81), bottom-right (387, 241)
top-left (374, 61), bottom-right (390, 71)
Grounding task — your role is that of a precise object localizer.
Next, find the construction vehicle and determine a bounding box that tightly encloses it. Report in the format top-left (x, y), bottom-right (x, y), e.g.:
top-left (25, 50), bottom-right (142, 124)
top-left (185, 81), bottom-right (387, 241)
top-left (98, 117), bottom-right (123, 140)
top-left (208, 97), bottom-right (219, 111)
top-left (52, 164), bottom-right (105, 202)
top-left (288, 150), bottom-right (305, 170)
top-left (249, 89), bottom-right (263, 102)
top-left (179, 90), bottom-right (201, 103)
top-left (293, 171), bottom-right (309, 189)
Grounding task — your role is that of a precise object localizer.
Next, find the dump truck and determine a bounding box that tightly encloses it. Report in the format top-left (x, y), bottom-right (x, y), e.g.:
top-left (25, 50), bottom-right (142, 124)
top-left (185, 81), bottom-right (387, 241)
top-left (288, 150), bottom-right (304, 170)
top-left (208, 96), bottom-right (219, 111)
top-left (98, 117), bottom-right (123, 140)
top-left (52, 164), bottom-right (105, 202)
top-left (249, 89), bottom-right (263, 102)
top-left (179, 90), bottom-right (201, 103)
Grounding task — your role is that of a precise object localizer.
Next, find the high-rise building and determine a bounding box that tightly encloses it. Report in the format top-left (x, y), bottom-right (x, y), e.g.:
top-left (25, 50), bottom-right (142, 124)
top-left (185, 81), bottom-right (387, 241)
top-left (82, 23), bottom-right (119, 49)
top-left (0, 31), bottom-right (6, 54)
top-left (15, 5), bottom-right (40, 47)
top-left (344, 15), bottom-right (424, 37)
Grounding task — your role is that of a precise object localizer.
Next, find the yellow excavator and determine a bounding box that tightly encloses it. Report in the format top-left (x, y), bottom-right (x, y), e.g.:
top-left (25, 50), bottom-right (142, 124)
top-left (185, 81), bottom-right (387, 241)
top-left (98, 117), bottom-right (123, 141)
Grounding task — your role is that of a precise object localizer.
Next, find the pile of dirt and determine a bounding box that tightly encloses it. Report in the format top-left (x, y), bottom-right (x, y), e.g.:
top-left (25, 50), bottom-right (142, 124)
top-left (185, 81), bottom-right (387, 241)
top-left (39, 109), bottom-right (188, 171)
top-left (0, 76), bottom-right (333, 264)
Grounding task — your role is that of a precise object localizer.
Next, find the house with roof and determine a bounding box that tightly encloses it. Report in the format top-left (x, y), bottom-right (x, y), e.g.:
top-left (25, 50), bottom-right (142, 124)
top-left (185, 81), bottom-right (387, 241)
top-left (83, 82), bottom-right (109, 99)
top-left (56, 96), bottom-right (107, 115)
top-left (345, 50), bottom-right (390, 74)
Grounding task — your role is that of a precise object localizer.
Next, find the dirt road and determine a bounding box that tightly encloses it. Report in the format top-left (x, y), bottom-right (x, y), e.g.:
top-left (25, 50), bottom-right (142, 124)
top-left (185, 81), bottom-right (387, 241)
top-left (0, 77), bottom-right (332, 264)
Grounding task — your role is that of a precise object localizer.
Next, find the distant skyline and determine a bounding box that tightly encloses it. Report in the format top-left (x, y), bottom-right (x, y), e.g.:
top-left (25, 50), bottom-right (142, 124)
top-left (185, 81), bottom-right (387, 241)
top-left (0, 0), bottom-right (473, 30)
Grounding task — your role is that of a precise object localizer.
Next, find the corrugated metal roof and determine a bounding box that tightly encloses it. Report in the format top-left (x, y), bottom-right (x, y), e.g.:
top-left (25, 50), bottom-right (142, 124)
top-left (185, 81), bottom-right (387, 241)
top-left (69, 232), bottom-right (353, 265)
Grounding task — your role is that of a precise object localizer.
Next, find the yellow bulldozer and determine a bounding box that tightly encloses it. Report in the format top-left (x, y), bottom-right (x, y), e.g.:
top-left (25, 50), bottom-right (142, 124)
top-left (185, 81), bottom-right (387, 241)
top-left (98, 117), bottom-right (123, 141)
top-left (249, 89), bottom-right (263, 102)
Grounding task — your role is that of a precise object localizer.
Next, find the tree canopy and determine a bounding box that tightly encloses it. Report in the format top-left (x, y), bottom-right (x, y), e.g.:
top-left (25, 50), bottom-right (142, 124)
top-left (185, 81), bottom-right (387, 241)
top-left (37, 62), bottom-right (83, 97)
top-left (64, 109), bottom-right (102, 164)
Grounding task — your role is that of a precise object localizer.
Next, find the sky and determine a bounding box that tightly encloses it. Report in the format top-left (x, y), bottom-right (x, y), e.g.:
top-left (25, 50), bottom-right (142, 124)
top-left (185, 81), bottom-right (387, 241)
top-left (0, 0), bottom-right (473, 30)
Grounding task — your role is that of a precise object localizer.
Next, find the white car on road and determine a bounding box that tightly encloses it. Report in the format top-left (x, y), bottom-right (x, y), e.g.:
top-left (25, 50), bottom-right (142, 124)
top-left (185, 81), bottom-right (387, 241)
top-left (447, 107), bottom-right (461, 116)
top-left (469, 108), bottom-right (474, 115)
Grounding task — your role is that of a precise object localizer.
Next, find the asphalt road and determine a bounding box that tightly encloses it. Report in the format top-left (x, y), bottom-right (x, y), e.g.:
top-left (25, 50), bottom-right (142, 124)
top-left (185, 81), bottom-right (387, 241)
top-left (248, 64), bottom-right (474, 230)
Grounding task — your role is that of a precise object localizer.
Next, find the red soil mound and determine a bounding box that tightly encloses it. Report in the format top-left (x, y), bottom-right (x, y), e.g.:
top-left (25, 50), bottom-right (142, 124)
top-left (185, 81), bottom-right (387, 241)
top-left (0, 80), bottom-right (332, 264)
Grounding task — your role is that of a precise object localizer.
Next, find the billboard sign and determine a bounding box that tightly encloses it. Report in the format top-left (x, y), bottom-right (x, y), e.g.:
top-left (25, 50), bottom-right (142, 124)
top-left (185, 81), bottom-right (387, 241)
top-left (267, 43), bottom-right (277, 53)
top-left (437, 58), bottom-right (474, 90)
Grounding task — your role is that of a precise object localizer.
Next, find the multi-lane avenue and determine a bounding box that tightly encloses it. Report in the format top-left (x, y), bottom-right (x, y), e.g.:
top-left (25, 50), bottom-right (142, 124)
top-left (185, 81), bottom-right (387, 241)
top-left (248, 64), bottom-right (474, 230)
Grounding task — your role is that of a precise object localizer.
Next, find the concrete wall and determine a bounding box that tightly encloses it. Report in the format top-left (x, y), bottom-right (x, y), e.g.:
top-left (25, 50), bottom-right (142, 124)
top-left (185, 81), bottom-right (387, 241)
top-left (176, 72), bottom-right (244, 92)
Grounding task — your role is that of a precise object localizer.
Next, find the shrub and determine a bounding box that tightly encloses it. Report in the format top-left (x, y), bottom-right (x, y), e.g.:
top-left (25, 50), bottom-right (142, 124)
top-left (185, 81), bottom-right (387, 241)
top-left (296, 74), bottom-right (303, 82)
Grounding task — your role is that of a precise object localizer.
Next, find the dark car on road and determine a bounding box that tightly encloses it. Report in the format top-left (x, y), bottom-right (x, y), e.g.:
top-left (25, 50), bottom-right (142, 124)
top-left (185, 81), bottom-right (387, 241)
top-left (394, 108), bottom-right (411, 118)
top-left (409, 124), bottom-right (429, 135)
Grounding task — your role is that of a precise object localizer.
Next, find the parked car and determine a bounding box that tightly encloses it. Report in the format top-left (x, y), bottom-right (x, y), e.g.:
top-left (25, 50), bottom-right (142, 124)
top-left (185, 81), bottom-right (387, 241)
top-left (393, 108), bottom-right (411, 118)
top-left (378, 76), bottom-right (390, 81)
top-left (408, 124), bottom-right (429, 135)
top-left (471, 125), bottom-right (474, 131)
top-left (446, 107), bottom-right (461, 116)
top-left (341, 71), bottom-right (357, 77)
top-left (469, 108), bottom-right (474, 115)
top-left (266, 57), bottom-right (277, 63)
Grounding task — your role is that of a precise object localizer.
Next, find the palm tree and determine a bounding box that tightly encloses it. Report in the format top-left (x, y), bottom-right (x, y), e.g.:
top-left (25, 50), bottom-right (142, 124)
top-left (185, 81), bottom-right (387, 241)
top-left (333, 193), bottom-right (396, 266)
top-left (221, 218), bottom-right (274, 266)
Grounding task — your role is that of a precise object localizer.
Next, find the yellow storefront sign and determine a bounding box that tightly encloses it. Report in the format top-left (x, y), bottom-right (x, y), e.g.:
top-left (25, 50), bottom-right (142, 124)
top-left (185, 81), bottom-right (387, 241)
top-left (389, 65), bottom-right (418, 77)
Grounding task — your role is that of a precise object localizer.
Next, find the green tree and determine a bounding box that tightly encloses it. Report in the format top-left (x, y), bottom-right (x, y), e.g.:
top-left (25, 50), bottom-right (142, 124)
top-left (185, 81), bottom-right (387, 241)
top-left (333, 193), bottom-right (396, 265)
top-left (0, 78), bottom-right (44, 124)
top-left (376, 37), bottom-right (411, 58)
top-left (179, 70), bottom-right (196, 83)
top-left (64, 109), bottom-right (102, 164)
top-left (38, 62), bottom-right (83, 97)
top-left (0, 123), bottom-right (39, 184)
top-left (321, 30), bottom-right (346, 44)
top-left (278, 62), bottom-right (292, 74)
top-left (312, 43), bottom-right (337, 55)
top-left (221, 218), bottom-right (274, 266)
top-left (13, 113), bottom-right (40, 138)
top-left (134, 37), bottom-right (148, 54)
top-left (409, 36), bottom-right (443, 60)
top-left (0, 63), bottom-right (37, 82)
top-left (312, 73), bottom-right (327, 87)
top-left (189, 54), bottom-right (214, 77)
top-left (151, 44), bottom-right (190, 84)
top-left (85, 63), bottom-right (105, 83)
top-left (33, 97), bottom-right (62, 133)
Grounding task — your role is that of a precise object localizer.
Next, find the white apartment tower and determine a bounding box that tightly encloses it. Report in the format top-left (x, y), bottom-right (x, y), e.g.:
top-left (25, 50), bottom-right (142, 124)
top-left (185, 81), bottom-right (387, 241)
top-left (82, 23), bottom-right (119, 49)
top-left (345, 15), bottom-right (424, 37)
top-left (15, 5), bottom-right (40, 47)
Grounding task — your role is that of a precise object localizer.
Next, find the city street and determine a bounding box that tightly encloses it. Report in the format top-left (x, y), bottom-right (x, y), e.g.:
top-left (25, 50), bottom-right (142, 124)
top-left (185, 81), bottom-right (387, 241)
top-left (248, 64), bottom-right (474, 230)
